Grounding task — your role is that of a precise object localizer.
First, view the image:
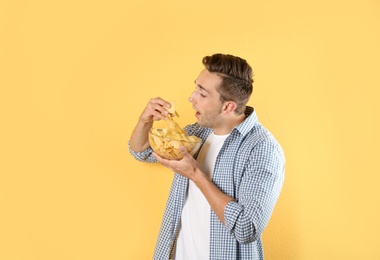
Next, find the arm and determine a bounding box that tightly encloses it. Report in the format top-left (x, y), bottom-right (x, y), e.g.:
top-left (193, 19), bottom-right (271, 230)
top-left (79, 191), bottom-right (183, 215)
top-left (129, 97), bottom-right (172, 157)
top-left (223, 140), bottom-right (285, 243)
top-left (154, 140), bottom-right (285, 243)
top-left (152, 146), bottom-right (234, 224)
top-left (129, 118), bottom-right (153, 152)
top-left (193, 168), bottom-right (234, 224)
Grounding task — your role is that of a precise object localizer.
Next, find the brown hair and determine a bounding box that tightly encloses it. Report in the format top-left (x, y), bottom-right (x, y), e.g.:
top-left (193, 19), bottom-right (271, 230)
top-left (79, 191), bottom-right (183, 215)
top-left (202, 54), bottom-right (254, 114)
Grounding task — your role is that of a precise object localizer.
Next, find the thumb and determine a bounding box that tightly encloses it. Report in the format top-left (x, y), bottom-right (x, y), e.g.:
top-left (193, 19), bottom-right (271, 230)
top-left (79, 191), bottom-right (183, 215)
top-left (179, 146), bottom-right (189, 157)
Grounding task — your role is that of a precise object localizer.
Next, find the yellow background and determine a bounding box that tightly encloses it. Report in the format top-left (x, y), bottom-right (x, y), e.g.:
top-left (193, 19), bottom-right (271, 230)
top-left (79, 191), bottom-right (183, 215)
top-left (1, 0), bottom-right (379, 259)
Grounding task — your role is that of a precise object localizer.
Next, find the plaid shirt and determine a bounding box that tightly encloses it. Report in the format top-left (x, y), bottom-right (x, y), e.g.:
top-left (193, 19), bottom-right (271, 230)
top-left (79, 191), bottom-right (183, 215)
top-left (129, 107), bottom-right (285, 260)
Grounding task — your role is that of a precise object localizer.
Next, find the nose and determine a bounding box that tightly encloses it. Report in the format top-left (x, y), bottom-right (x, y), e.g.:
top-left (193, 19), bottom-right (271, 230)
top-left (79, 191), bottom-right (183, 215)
top-left (188, 91), bottom-right (196, 103)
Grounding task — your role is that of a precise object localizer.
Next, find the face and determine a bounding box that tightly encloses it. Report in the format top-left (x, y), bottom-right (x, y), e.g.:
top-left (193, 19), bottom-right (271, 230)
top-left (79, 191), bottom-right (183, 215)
top-left (189, 69), bottom-right (224, 129)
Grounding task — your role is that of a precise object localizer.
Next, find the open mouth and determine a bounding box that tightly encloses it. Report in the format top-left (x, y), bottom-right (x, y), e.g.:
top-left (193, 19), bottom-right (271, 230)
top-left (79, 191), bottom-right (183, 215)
top-left (193, 106), bottom-right (201, 118)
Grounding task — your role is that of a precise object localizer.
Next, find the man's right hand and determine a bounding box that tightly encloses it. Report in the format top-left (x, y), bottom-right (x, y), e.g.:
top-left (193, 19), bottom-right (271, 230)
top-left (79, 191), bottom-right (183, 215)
top-left (130, 97), bottom-right (172, 152)
top-left (139, 97), bottom-right (172, 124)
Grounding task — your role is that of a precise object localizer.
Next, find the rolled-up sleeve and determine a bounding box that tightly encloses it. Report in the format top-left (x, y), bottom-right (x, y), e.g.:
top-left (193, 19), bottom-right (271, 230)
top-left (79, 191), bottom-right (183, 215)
top-left (223, 139), bottom-right (285, 244)
top-left (128, 140), bottom-right (158, 163)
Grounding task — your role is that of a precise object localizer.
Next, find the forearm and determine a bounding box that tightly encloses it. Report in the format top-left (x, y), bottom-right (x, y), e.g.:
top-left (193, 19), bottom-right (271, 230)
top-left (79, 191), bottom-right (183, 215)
top-left (129, 119), bottom-right (153, 152)
top-left (192, 169), bottom-right (234, 224)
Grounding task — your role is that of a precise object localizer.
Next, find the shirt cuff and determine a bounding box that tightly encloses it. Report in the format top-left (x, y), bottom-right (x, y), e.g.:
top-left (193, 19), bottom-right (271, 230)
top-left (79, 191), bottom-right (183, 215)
top-left (128, 140), bottom-right (157, 163)
top-left (224, 200), bottom-right (243, 232)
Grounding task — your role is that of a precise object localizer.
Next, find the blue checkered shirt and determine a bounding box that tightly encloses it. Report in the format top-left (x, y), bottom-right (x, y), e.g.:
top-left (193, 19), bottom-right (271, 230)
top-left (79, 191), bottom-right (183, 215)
top-left (129, 107), bottom-right (285, 260)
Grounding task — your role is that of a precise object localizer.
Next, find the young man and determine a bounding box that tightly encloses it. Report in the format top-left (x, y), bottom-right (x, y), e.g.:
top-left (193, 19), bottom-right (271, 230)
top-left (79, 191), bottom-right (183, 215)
top-left (129, 54), bottom-right (285, 260)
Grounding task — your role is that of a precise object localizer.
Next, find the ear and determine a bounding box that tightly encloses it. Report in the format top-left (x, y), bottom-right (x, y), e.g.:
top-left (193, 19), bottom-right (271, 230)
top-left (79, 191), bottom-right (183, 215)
top-left (222, 101), bottom-right (237, 115)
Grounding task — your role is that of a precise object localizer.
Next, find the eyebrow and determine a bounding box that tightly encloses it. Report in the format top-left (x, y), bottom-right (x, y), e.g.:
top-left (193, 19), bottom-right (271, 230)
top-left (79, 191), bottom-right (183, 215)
top-left (194, 80), bottom-right (210, 94)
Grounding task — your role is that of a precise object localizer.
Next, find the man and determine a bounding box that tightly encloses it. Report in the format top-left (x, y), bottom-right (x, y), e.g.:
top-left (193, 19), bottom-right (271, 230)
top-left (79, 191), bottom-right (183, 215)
top-left (129, 54), bottom-right (285, 260)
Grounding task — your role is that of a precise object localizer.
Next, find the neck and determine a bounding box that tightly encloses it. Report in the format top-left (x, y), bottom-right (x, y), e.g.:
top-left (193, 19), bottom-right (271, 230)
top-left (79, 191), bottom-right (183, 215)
top-left (213, 113), bottom-right (246, 135)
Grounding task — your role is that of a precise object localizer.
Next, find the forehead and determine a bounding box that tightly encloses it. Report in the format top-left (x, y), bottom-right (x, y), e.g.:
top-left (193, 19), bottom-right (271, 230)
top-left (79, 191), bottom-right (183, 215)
top-left (195, 69), bottom-right (222, 93)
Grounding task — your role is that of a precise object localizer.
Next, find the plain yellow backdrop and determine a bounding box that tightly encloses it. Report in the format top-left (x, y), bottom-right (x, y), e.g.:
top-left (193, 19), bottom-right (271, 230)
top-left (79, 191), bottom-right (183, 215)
top-left (1, 0), bottom-right (379, 259)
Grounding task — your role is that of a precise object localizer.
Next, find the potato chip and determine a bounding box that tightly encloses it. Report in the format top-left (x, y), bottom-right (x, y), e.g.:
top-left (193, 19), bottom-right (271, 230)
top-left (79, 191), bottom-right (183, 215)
top-left (149, 101), bottom-right (201, 160)
top-left (166, 100), bottom-right (180, 117)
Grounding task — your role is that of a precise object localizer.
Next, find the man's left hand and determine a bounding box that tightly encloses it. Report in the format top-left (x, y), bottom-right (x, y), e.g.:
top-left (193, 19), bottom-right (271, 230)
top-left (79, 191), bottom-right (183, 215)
top-left (153, 146), bottom-right (201, 181)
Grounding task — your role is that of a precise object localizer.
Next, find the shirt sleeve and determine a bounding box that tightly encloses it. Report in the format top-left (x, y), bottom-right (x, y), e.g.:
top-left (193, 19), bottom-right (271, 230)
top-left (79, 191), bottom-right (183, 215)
top-left (128, 140), bottom-right (158, 163)
top-left (223, 139), bottom-right (285, 244)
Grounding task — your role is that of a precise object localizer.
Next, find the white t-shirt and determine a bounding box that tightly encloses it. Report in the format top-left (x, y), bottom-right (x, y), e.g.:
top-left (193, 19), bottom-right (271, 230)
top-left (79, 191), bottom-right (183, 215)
top-left (173, 132), bottom-right (229, 260)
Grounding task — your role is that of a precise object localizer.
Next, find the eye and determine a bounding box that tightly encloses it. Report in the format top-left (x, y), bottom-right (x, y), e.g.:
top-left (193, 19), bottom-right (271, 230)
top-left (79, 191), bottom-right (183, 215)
top-left (194, 86), bottom-right (207, 98)
top-left (194, 87), bottom-right (203, 96)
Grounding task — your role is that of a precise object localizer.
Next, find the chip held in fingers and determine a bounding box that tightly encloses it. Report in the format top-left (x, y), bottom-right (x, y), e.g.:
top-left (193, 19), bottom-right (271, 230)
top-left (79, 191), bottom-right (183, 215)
top-left (149, 100), bottom-right (201, 160)
top-left (166, 100), bottom-right (179, 117)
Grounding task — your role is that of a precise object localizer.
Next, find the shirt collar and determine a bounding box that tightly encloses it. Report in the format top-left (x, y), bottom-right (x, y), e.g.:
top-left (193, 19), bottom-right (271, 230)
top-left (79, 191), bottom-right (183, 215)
top-left (233, 106), bottom-right (258, 137)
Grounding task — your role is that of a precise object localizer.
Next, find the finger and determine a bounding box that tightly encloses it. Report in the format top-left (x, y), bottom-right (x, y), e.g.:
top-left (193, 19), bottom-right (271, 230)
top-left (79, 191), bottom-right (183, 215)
top-left (139, 107), bottom-right (165, 123)
top-left (179, 146), bottom-right (189, 157)
top-left (153, 152), bottom-right (175, 171)
top-left (153, 152), bottom-right (169, 164)
top-left (152, 152), bottom-right (162, 161)
top-left (147, 98), bottom-right (171, 120)
top-left (150, 97), bottom-right (171, 109)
